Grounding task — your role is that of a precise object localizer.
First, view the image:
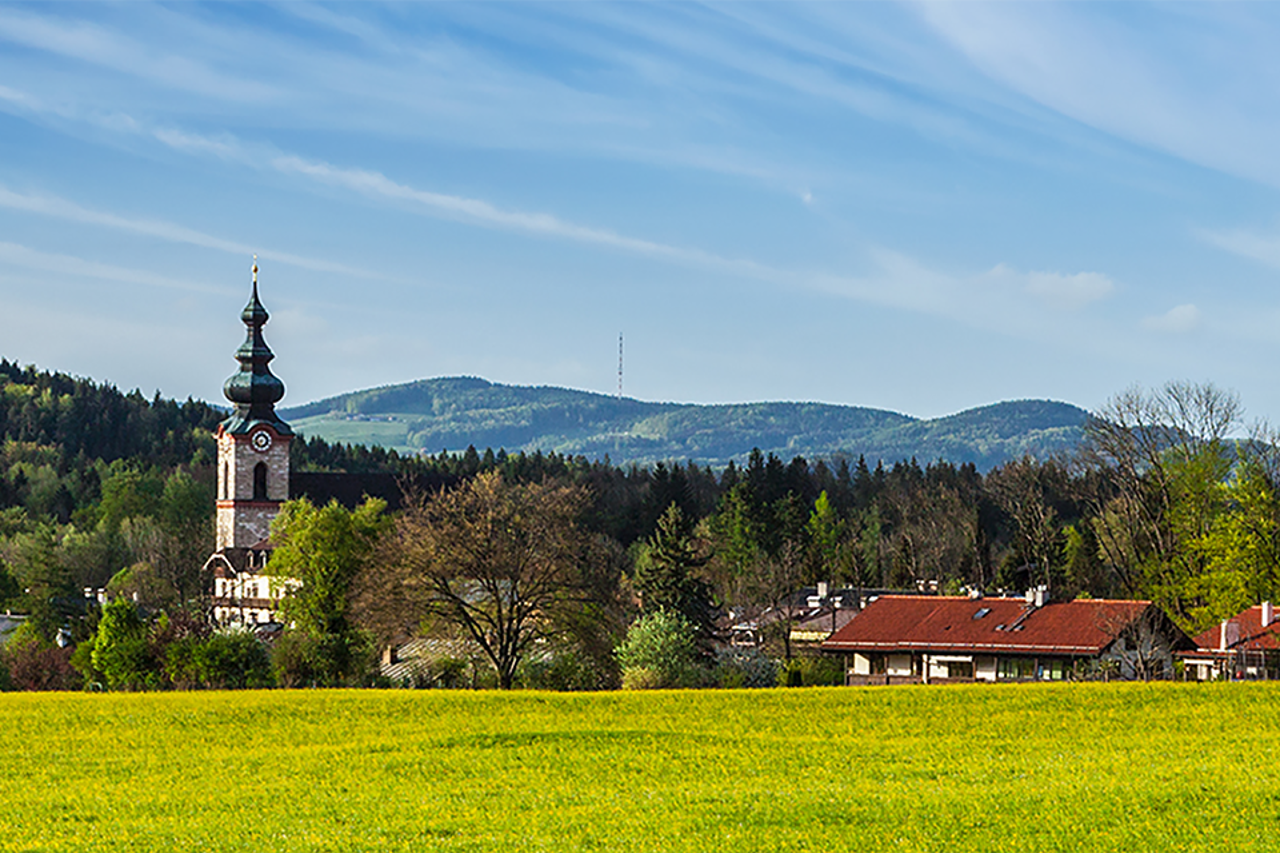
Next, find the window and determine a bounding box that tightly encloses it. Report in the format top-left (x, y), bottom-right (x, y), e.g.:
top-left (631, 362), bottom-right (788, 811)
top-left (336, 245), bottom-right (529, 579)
top-left (254, 462), bottom-right (268, 500)
top-left (998, 658), bottom-right (1035, 680)
top-left (1040, 660), bottom-right (1067, 681)
top-left (946, 661), bottom-right (974, 679)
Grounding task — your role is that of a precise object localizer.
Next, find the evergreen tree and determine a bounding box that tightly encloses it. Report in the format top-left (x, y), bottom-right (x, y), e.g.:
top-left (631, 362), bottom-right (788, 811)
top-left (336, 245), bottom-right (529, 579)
top-left (633, 503), bottom-right (718, 655)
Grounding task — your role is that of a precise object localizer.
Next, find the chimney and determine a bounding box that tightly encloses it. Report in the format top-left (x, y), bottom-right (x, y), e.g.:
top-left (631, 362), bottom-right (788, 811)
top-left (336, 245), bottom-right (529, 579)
top-left (816, 581), bottom-right (829, 600)
top-left (1262, 601), bottom-right (1274, 629)
top-left (1033, 586), bottom-right (1047, 608)
top-left (1219, 619), bottom-right (1230, 652)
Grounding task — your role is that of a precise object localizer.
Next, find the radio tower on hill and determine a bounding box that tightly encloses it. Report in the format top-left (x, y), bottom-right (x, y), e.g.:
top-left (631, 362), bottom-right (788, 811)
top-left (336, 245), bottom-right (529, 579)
top-left (617, 333), bottom-right (624, 399)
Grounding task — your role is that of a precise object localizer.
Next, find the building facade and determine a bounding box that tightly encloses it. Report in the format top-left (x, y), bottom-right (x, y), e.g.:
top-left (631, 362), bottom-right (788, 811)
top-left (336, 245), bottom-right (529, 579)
top-left (821, 593), bottom-right (1194, 684)
top-left (1180, 603), bottom-right (1280, 680)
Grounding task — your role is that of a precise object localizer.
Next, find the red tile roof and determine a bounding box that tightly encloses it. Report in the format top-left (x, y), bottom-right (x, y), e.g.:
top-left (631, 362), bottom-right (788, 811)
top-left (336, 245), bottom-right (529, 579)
top-left (1191, 606), bottom-right (1280, 652)
top-left (821, 595), bottom-right (1163, 656)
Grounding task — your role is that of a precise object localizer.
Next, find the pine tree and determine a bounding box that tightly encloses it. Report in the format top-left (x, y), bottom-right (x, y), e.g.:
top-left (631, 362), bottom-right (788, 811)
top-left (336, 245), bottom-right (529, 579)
top-left (633, 503), bottom-right (718, 655)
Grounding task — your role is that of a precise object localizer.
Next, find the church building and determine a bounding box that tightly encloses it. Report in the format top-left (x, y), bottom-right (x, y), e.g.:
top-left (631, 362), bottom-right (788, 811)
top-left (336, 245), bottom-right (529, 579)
top-left (206, 263), bottom-right (297, 626)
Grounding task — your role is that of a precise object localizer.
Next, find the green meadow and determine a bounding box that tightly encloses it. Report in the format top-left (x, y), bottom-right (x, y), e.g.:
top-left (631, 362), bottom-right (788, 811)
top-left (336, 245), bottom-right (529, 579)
top-left (1, 684), bottom-right (1276, 852)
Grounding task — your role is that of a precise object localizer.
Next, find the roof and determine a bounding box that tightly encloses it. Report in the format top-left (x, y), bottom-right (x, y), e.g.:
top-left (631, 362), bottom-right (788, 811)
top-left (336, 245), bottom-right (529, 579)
top-left (1191, 605), bottom-right (1280, 652)
top-left (789, 607), bottom-right (858, 641)
top-left (822, 595), bottom-right (1169, 656)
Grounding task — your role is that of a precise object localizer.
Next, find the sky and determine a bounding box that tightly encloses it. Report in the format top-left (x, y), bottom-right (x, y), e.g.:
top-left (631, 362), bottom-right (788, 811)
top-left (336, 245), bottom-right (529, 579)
top-left (3, 3), bottom-right (1280, 422)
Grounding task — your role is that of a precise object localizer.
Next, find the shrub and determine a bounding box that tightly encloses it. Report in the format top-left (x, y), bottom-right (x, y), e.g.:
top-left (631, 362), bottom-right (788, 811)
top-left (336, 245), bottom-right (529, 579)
top-left (778, 655), bottom-right (844, 687)
top-left (90, 598), bottom-right (158, 691)
top-left (713, 646), bottom-right (777, 689)
top-left (615, 610), bottom-right (703, 689)
top-left (429, 656), bottom-right (470, 689)
top-left (520, 646), bottom-right (616, 691)
top-left (194, 630), bottom-right (272, 689)
top-left (271, 629), bottom-right (374, 687)
top-left (162, 635), bottom-right (203, 689)
top-left (1, 624), bottom-right (80, 691)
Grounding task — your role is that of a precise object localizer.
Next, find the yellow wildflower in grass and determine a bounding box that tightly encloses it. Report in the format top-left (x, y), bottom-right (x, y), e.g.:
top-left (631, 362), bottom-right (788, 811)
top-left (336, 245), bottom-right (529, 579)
top-left (0, 683), bottom-right (1275, 851)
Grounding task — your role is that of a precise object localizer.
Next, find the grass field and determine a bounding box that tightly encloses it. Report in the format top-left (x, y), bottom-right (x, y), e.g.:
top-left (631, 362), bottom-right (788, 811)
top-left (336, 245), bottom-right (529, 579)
top-left (2, 683), bottom-right (1277, 852)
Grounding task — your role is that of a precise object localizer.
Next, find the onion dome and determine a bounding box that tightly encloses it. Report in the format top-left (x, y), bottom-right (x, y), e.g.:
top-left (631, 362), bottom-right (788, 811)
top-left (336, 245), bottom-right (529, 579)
top-left (221, 260), bottom-right (293, 436)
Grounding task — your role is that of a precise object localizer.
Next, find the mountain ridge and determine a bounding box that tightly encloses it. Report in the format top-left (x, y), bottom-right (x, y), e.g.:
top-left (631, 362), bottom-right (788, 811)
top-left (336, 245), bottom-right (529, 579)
top-left (279, 376), bottom-right (1089, 470)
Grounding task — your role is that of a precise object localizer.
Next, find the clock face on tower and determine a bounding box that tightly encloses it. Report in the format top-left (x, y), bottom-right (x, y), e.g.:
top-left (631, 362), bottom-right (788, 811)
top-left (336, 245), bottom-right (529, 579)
top-left (250, 430), bottom-right (273, 453)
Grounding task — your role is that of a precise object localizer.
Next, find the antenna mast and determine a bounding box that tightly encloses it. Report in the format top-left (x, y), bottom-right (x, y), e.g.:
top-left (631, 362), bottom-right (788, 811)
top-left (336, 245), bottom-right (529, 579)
top-left (617, 333), bottom-right (623, 399)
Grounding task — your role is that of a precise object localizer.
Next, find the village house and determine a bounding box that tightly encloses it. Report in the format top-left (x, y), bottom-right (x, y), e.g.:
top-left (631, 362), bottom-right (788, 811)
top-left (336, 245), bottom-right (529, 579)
top-left (1180, 602), bottom-right (1280, 681)
top-left (821, 590), bottom-right (1194, 684)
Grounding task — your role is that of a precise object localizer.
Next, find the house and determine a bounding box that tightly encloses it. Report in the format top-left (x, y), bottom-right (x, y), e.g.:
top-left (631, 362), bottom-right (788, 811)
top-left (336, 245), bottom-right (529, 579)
top-left (821, 591), bottom-right (1194, 684)
top-left (729, 584), bottom-right (899, 648)
top-left (1180, 602), bottom-right (1280, 681)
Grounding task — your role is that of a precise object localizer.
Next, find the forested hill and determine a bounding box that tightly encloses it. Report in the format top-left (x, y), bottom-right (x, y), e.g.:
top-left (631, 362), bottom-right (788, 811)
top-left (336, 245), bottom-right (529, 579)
top-left (280, 377), bottom-right (1088, 469)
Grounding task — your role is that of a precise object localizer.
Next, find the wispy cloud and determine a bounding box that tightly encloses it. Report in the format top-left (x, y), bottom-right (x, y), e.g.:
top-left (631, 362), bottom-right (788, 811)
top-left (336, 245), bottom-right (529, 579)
top-left (0, 241), bottom-right (226, 295)
top-left (0, 186), bottom-right (380, 278)
top-left (918, 3), bottom-right (1280, 188)
top-left (1199, 225), bottom-right (1280, 270)
top-left (144, 121), bottom-right (1116, 341)
top-left (269, 153), bottom-right (773, 274)
top-left (0, 6), bottom-right (279, 102)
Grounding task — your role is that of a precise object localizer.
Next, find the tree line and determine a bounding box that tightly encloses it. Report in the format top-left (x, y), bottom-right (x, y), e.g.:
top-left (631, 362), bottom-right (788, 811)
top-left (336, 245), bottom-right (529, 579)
top-left (3, 367), bottom-right (1278, 690)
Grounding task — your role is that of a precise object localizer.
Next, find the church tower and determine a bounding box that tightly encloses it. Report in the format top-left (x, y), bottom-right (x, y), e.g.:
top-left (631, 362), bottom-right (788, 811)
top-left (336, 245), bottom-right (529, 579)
top-left (215, 261), bottom-right (293, 552)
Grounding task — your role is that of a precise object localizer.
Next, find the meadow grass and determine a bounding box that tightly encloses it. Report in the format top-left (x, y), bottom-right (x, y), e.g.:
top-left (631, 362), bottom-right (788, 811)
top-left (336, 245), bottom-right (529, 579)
top-left (1, 682), bottom-right (1276, 852)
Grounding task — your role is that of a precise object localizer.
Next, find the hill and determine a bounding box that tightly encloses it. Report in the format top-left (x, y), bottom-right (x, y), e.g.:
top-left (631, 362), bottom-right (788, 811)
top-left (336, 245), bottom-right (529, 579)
top-left (280, 377), bottom-right (1088, 469)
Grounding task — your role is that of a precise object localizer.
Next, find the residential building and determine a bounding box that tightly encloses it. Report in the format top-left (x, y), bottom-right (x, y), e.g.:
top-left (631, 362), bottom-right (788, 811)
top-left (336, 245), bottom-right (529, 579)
top-left (1180, 602), bottom-right (1279, 681)
top-left (821, 591), bottom-right (1193, 684)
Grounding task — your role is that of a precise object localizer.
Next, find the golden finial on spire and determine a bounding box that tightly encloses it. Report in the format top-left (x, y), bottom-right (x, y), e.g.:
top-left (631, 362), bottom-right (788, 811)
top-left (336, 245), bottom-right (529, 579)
top-left (252, 254), bottom-right (259, 286)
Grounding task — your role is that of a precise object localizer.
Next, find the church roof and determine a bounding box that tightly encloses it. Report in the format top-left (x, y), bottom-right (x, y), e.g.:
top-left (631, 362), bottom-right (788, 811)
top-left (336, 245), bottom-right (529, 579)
top-left (222, 262), bottom-right (293, 436)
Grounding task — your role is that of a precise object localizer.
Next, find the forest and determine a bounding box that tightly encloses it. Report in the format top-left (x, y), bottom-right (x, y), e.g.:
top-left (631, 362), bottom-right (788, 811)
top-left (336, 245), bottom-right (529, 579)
top-left (1, 359), bottom-right (1277, 690)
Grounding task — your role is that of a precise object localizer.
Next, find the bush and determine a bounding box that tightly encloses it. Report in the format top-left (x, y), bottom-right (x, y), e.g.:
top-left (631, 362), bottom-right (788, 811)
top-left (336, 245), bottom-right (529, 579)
top-left (620, 666), bottom-right (664, 690)
top-left (153, 609), bottom-right (212, 689)
top-left (194, 630), bottom-right (272, 689)
top-left (713, 646), bottom-right (777, 689)
top-left (162, 635), bottom-right (203, 689)
top-left (429, 656), bottom-right (471, 689)
top-left (90, 599), bottom-right (158, 690)
top-left (778, 655), bottom-right (844, 687)
top-left (271, 631), bottom-right (318, 688)
top-left (520, 646), bottom-right (616, 691)
top-left (615, 610), bottom-right (704, 689)
top-left (271, 629), bottom-right (374, 687)
top-left (1, 624), bottom-right (80, 691)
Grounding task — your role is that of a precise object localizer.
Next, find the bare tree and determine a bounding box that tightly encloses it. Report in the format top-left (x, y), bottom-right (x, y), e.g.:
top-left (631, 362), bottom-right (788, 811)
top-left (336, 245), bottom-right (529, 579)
top-left (883, 481), bottom-right (977, 589)
top-left (357, 471), bottom-right (607, 689)
top-left (1077, 381), bottom-right (1242, 618)
top-left (987, 457), bottom-right (1069, 596)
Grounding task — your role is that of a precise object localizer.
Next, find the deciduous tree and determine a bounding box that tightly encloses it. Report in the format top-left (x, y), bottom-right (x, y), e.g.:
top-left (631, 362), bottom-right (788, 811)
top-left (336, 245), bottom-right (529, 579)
top-left (361, 471), bottom-right (606, 689)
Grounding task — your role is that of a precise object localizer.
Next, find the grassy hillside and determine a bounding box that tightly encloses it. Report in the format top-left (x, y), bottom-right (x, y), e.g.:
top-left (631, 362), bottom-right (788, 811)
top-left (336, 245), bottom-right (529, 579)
top-left (281, 376), bottom-right (1087, 468)
top-left (1, 684), bottom-right (1274, 851)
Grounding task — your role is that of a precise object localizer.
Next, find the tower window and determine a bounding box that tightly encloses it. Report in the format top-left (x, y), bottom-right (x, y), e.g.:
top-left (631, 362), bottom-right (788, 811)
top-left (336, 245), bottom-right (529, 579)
top-left (222, 462), bottom-right (230, 499)
top-left (254, 462), bottom-right (268, 501)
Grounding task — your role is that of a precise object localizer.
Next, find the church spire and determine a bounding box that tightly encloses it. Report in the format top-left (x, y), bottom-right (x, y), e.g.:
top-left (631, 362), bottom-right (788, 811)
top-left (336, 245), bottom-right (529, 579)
top-left (222, 259), bottom-right (292, 435)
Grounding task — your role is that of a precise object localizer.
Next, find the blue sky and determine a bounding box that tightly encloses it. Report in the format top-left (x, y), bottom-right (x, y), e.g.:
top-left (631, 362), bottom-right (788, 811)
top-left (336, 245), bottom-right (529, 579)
top-left (2, 3), bottom-right (1280, 422)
